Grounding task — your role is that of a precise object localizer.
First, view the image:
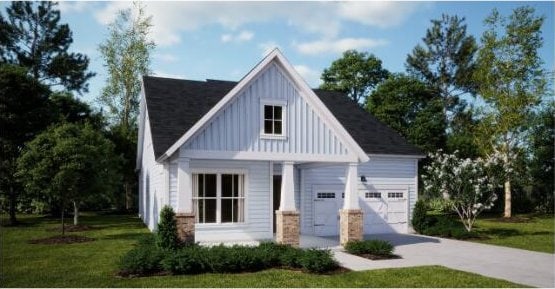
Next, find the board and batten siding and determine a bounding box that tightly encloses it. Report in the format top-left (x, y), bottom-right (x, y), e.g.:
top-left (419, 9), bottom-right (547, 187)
top-left (300, 157), bottom-right (418, 234)
top-left (183, 159), bottom-right (272, 242)
top-left (139, 111), bottom-right (167, 231)
top-left (168, 163), bottom-right (178, 210)
top-left (184, 63), bottom-right (349, 157)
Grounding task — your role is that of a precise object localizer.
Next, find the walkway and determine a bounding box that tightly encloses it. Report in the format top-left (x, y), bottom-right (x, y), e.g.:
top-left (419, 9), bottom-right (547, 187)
top-left (328, 234), bottom-right (554, 288)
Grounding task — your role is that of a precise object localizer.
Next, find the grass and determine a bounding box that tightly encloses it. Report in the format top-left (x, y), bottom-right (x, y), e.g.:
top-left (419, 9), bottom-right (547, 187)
top-left (0, 212), bottom-right (526, 287)
top-left (473, 213), bottom-right (554, 253)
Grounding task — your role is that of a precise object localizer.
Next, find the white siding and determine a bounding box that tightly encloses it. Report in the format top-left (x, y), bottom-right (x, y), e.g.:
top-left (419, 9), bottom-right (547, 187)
top-left (184, 63), bottom-right (349, 156)
top-left (168, 163), bottom-right (178, 210)
top-left (300, 157), bottom-right (418, 234)
top-left (139, 110), bottom-right (167, 231)
top-left (187, 159), bottom-right (272, 241)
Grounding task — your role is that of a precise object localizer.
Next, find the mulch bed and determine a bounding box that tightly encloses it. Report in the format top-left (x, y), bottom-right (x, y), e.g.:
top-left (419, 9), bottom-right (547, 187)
top-left (354, 253), bottom-right (402, 260)
top-left (46, 224), bottom-right (95, 232)
top-left (28, 235), bottom-right (96, 244)
top-left (492, 216), bottom-right (532, 223)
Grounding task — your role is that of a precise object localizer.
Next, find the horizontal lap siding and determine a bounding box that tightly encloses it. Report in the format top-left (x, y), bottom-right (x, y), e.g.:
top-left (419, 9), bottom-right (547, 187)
top-left (184, 63), bottom-right (348, 156)
top-left (189, 159), bottom-right (272, 241)
top-left (301, 157), bottom-right (418, 234)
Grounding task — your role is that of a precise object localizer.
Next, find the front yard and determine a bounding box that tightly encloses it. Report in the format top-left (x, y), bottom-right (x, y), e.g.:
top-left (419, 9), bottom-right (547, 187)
top-left (1, 213), bottom-right (526, 287)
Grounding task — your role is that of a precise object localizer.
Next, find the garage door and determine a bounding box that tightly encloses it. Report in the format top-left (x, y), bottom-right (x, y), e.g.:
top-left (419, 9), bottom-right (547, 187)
top-left (313, 191), bottom-right (343, 236)
top-left (361, 190), bottom-right (408, 234)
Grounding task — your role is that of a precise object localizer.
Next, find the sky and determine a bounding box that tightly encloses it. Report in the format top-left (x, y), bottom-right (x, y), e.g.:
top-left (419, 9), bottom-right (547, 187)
top-left (2, 1), bottom-right (554, 106)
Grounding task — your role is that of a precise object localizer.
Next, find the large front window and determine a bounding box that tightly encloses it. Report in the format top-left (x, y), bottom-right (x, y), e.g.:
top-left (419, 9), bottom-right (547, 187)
top-left (192, 173), bottom-right (245, 224)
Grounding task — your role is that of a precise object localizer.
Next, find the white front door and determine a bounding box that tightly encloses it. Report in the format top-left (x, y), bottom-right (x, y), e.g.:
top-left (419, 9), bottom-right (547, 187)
top-left (313, 191), bottom-right (343, 236)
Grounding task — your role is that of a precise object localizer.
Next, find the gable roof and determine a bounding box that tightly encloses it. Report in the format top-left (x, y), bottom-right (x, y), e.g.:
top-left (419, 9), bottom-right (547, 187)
top-left (142, 75), bottom-right (423, 162)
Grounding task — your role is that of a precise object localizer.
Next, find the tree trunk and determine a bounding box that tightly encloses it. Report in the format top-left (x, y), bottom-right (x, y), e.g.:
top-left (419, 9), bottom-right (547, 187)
top-left (73, 201), bottom-right (79, 225)
top-left (8, 184), bottom-right (17, 225)
top-left (125, 182), bottom-right (131, 211)
top-left (61, 199), bottom-right (65, 236)
top-left (504, 178), bottom-right (512, 218)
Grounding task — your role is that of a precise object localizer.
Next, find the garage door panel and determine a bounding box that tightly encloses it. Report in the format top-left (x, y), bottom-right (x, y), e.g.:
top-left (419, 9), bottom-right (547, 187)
top-left (361, 190), bottom-right (408, 234)
top-left (313, 191), bottom-right (342, 236)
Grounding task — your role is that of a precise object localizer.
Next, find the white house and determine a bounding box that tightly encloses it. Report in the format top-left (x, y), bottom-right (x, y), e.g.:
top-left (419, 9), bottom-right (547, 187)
top-left (137, 49), bottom-right (424, 246)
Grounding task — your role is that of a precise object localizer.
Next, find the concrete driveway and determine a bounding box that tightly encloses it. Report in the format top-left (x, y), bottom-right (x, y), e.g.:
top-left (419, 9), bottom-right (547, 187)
top-left (332, 234), bottom-right (554, 288)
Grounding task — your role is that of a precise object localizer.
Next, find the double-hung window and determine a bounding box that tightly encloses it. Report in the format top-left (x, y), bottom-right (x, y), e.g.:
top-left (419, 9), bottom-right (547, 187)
top-left (261, 100), bottom-right (286, 138)
top-left (192, 173), bottom-right (245, 224)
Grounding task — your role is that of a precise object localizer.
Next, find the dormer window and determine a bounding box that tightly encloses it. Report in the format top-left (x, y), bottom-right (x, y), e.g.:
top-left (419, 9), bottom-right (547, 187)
top-left (260, 99), bottom-right (287, 139)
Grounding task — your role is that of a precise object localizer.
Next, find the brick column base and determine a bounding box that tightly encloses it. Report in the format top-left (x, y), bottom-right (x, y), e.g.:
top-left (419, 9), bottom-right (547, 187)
top-left (340, 209), bottom-right (363, 246)
top-left (275, 210), bottom-right (300, 247)
top-left (175, 213), bottom-right (195, 244)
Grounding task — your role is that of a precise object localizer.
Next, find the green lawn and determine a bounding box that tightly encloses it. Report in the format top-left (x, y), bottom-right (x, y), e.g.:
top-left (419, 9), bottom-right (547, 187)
top-left (473, 214), bottom-right (554, 253)
top-left (1, 213), bottom-right (525, 288)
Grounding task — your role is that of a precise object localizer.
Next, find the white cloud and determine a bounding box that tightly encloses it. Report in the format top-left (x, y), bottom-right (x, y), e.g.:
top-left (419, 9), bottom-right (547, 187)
top-left (93, 2), bottom-right (423, 47)
top-left (58, 1), bottom-right (93, 13)
top-left (221, 30), bottom-right (254, 43)
top-left (258, 41), bottom-right (280, 57)
top-left (152, 71), bottom-right (186, 80)
top-left (293, 65), bottom-right (321, 88)
top-left (154, 53), bottom-right (179, 63)
top-left (294, 38), bottom-right (389, 55)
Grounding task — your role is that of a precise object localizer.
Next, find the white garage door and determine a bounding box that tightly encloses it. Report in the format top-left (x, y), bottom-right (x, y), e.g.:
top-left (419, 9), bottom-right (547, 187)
top-left (361, 190), bottom-right (408, 234)
top-left (313, 191), bottom-right (343, 236)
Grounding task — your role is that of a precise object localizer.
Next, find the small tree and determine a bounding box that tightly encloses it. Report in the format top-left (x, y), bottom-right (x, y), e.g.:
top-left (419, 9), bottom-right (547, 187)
top-left (422, 151), bottom-right (501, 231)
top-left (16, 123), bottom-right (120, 232)
top-left (156, 205), bottom-right (179, 250)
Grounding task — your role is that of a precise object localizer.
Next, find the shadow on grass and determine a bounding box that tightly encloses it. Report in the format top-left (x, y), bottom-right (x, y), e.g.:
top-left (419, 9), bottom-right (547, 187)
top-left (103, 232), bottom-right (150, 241)
top-left (480, 228), bottom-right (553, 238)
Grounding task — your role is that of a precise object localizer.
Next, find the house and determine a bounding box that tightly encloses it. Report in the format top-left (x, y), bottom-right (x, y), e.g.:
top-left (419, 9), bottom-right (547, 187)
top-left (137, 49), bottom-right (424, 246)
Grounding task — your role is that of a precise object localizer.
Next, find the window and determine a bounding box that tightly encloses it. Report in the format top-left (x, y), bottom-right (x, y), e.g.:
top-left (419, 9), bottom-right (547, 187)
top-left (193, 173), bottom-right (245, 224)
top-left (388, 192), bottom-right (404, 199)
top-left (317, 192), bottom-right (335, 199)
top-left (263, 104), bottom-right (284, 135)
top-left (365, 192), bottom-right (381, 199)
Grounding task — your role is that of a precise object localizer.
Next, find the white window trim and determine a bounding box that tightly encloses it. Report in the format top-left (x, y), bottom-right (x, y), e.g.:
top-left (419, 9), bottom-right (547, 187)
top-left (191, 168), bottom-right (249, 227)
top-left (260, 98), bottom-right (287, 139)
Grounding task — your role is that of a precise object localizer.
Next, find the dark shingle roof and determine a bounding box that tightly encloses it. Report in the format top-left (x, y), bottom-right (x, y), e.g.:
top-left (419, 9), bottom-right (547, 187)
top-left (142, 76), bottom-right (422, 160)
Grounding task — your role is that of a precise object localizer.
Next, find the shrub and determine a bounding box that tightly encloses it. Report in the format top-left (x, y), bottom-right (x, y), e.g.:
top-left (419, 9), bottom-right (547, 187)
top-left (299, 249), bottom-right (338, 273)
top-left (412, 199), bottom-right (429, 233)
top-left (344, 240), bottom-right (394, 256)
top-left (156, 205), bottom-right (179, 251)
top-left (161, 245), bottom-right (207, 274)
top-left (119, 240), bottom-right (165, 276)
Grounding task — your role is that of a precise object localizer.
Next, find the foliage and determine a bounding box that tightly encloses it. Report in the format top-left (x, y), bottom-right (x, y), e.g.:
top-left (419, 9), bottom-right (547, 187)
top-left (344, 240), bottom-right (394, 256)
top-left (156, 205), bottom-right (179, 251)
top-left (48, 92), bottom-right (105, 130)
top-left (474, 6), bottom-right (547, 218)
top-left (119, 236), bottom-right (165, 276)
top-left (0, 64), bottom-right (51, 225)
top-left (422, 150), bottom-right (502, 231)
top-left (528, 103), bottom-right (554, 213)
top-left (161, 244), bottom-right (207, 274)
top-left (406, 14), bottom-right (477, 128)
top-left (2, 214), bottom-right (529, 287)
top-left (412, 199), bottom-right (431, 233)
top-left (367, 74), bottom-right (446, 153)
top-left (320, 50), bottom-right (389, 105)
top-left (421, 215), bottom-right (480, 239)
top-left (16, 123), bottom-right (121, 229)
top-left (446, 108), bottom-right (480, 159)
top-left (0, 1), bottom-right (94, 93)
top-left (298, 249), bottom-right (338, 273)
top-left (98, 2), bottom-right (155, 128)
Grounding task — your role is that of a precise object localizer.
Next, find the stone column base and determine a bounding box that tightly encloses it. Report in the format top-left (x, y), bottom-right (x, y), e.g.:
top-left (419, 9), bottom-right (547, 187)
top-left (340, 209), bottom-right (363, 246)
top-left (175, 212), bottom-right (195, 244)
top-left (275, 210), bottom-right (300, 247)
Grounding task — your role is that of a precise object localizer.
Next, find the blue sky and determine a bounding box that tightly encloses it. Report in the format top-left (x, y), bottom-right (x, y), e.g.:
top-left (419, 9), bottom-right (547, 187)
top-left (3, 1), bottom-right (553, 105)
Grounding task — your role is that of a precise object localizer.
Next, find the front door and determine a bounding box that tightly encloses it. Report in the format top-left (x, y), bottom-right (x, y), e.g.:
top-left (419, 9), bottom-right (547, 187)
top-left (272, 175), bottom-right (281, 233)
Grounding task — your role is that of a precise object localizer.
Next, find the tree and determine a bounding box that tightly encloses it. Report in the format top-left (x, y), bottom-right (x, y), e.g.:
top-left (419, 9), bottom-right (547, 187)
top-left (0, 64), bottom-right (50, 225)
top-left (0, 1), bottom-right (94, 93)
top-left (106, 124), bottom-right (138, 211)
top-left (528, 103), bottom-right (554, 213)
top-left (156, 205), bottom-right (179, 250)
top-left (474, 6), bottom-right (547, 218)
top-left (98, 3), bottom-right (154, 211)
top-left (406, 14), bottom-right (477, 129)
top-left (98, 2), bottom-right (155, 129)
top-left (367, 74), bottom-right (446, 153)
top-left (16, 123), bottom-right (120, 231)
top-left (446, 108), bottom-right (480, 159)
top-left (49, 92), bottom-right (106, 129)
top-left (320, 50), bottom-right (389, 105)
top-left (422, 151), bottom-right (501, 232)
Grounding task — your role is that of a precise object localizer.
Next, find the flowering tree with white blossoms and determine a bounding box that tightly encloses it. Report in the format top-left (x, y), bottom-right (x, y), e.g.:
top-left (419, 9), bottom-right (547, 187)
top-left (422, 150), bottom-right (502, 232)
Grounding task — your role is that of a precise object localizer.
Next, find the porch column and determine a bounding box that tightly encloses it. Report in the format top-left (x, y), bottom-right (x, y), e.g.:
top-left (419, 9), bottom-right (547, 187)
top-left (276, 161), bottom-right (300, 246)
top-left (340, 163), bottom-right (363, 246)
top-left (175, 157), bottom-right (195, 244)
